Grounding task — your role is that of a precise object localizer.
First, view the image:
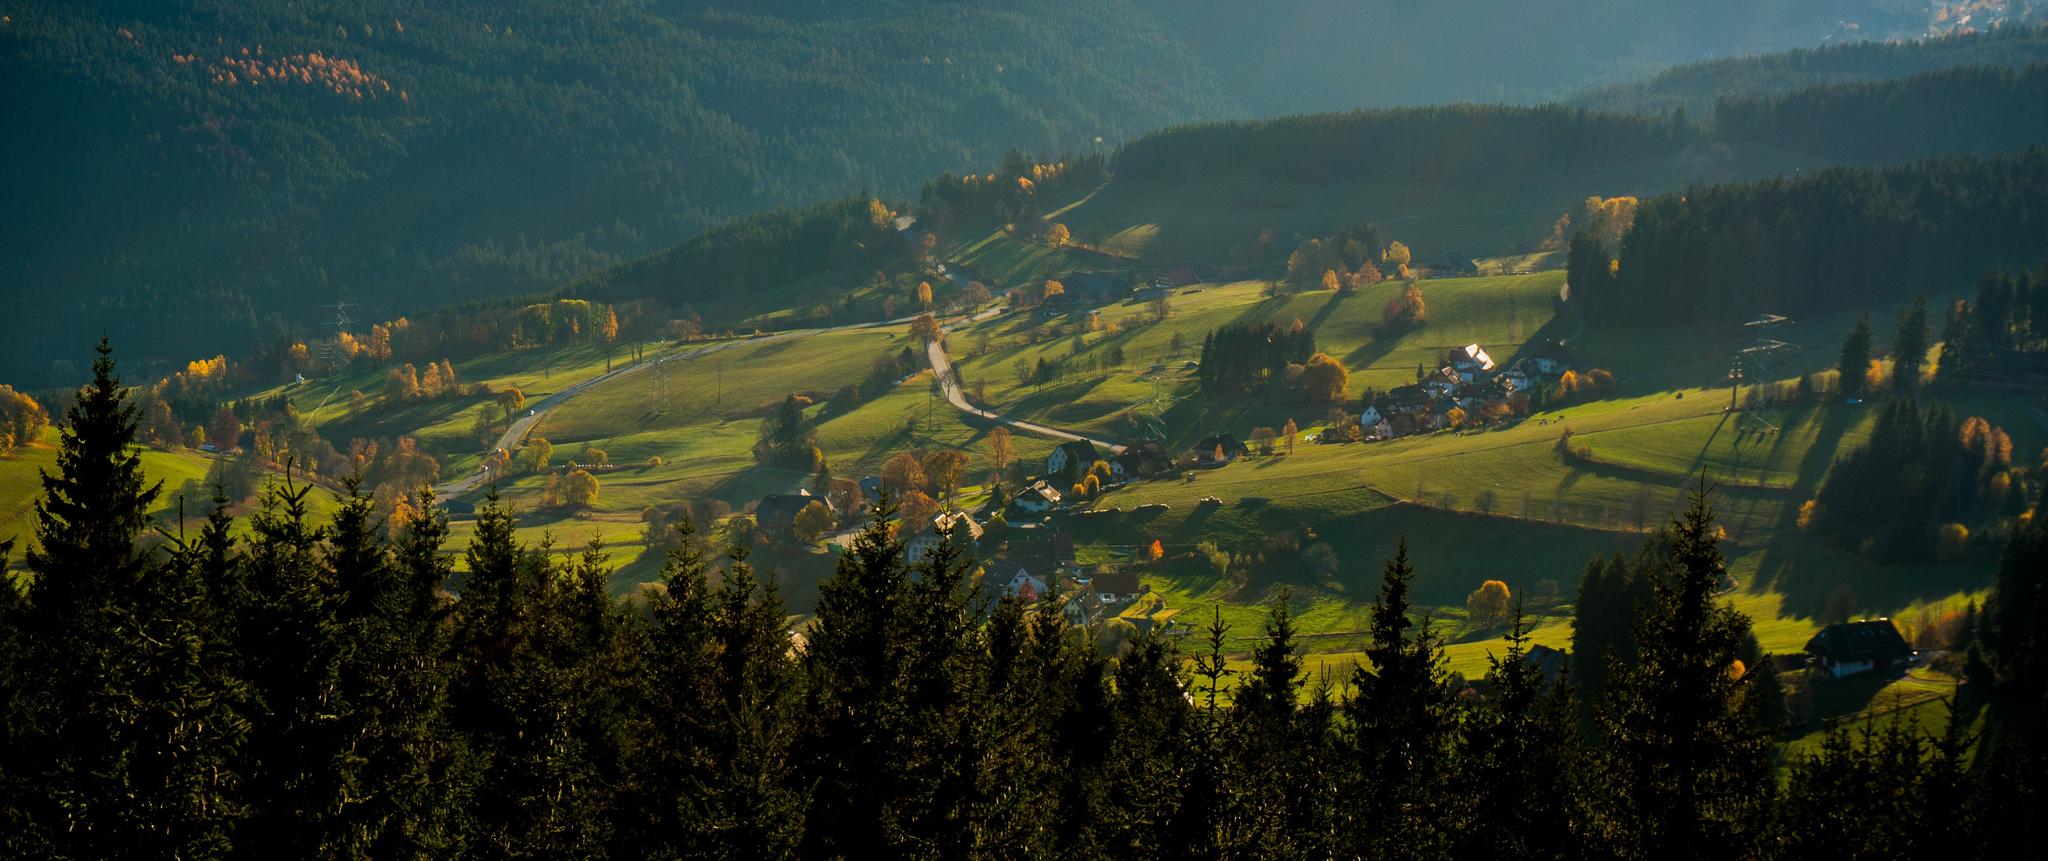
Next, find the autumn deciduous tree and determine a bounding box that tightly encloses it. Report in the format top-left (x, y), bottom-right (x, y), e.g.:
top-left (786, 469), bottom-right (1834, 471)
top-left (985, 426), bottom-right (1013, 473)
top-left (916, 281), bottom-right (933, 308)
top-left (1467, 580), bottom-right (1511, 627)
top-left (1042, 280), bottom-right (1065, 303)
top-left (1321, 269), bottom-right (1341, 292)
top-left (1382, 283), bottom-right (1427, 330)
top-left (1250, 426), bottom-right (1277, 455)
top-left (897, 489), bottom-right (939, 530)
top-left (910, 313), bottom-right (942, 344)
top-left (1383, 241), bottom-right (1412, 271)
top-left (1282, 418), bottom-right (1299, 455)
top-left (1147, 539), bottom-right (1165, 561)
top-left (498, 386), bottom-right (526, 421)
top-left (794, 500), bottom-right (834, 542)
top-left (526, 437), bottom-right (553, 473)
top-left (562, 468), bottom-right (600, 507)
top-left (1300, 353), bottom-right (1349, 404)
top-left (921, 450), bottom-right (970, 502)
top-left (881, 452), bottom-right (926, 496)
top-left (1046, 223), bottom-right (1070, 247)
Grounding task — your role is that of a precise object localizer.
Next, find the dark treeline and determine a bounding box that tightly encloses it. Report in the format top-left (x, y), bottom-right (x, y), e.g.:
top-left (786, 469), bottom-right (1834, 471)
top-left (1713, 63), bottom-right (2048, 164)
top-left (1571, 149), bottom-right (2048, 326)
top-left (1807, 400), bottom-right (2036, 562)
top-left (1569, 25), bottom-right (2048, 116)
top-left (1198, 322), bottom-right (1317, 394)
top-left (1938, 257), bottom-right (2048, 388)
top-left (8, 341), bottom-right (2048, 857)
top-left (1113, 105), bottom-right (1692, 187)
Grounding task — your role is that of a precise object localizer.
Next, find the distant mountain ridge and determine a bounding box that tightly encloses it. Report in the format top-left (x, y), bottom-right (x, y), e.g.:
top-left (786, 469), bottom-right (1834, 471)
top-left (0, 0), bottom-right (2012, 385)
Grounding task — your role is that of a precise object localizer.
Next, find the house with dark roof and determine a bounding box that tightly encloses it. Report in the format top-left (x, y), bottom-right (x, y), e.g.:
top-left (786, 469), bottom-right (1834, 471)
top-left (1805, 619), bottom-right (1915, 678)
top-left (982, 558), bottom-right (1048, 602)
top-left (1188, 433), bottom-right (1248, 466)
top-left (1060, 270), bottom-right (1135, 304)
top-left (1045, 439), bottom-right (1103, 478)
top-left (755, 491), bottom-right (816, 531)
top-left (1525, 339), bottom-right (1573, 375)
top-left (1111, 440), bottom-right (1173, 481)
top-left (1091, 570), bottom-right (1144, 606)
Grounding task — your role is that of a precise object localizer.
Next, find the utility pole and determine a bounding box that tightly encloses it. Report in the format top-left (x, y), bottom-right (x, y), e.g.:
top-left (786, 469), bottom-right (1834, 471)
top-left (1734, 313), bottom-right (1794, 436)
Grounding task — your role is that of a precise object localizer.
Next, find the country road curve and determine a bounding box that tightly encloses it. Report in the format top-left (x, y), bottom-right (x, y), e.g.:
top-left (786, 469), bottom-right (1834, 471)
top-left (898, 213), bottom-right (1127, 455)
top-left (924, 318), bottom-right (1126, 456)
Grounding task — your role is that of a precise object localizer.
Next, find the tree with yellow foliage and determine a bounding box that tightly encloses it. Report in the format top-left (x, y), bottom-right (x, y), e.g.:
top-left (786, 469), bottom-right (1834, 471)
top-left (909, 312), bottom-right (942, 344)
top-left (1046, 223), bottom-right (1070, 248)
top-left (916, 281), bottom-right (933, 308)
top-left (1382, 241), bottom-right (1411, 270)
top-left (1466, 579), bottom-right (1511, 627)
top-left (1321, 269), bottom-right (1341, 292)
top-left (1300, 353), bottom-right (1349, 404)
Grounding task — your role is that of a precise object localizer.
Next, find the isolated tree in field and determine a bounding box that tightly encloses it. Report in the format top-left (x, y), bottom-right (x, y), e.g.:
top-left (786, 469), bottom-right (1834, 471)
top-left (881, 452), bottom-right (926, 496)
top-left (498, 385), bottom-right (527, 421)
top-left (1466, 579), bottom-right (1511, 627)
top-left (1300, 352), bottom-right (1349, 403)
top-left (1892, 297), bottom-right (1930, 391)
top-left (1321, 269), bottom-right (1342, 292)
top-left (916, 281), bottom-right (933, 308)
top-left (1042, 279), bottom-right (1065, 303)
top-left (1383, 283), bottom-right (1427, 330)
top-left (1045, 223), bottom-right (1070, 247)
top-left (921, 449), bottom-right (970, 501)
top-left (1282, 418), bottom-right (1298, 455)
top-left (526, 437), bottom-right (553, 473)
top-left (562, 468), bottom-right (600, 507)
top-left (867, 197), bottom-right (891, 229)
top-left (985, 426), bottom-right (1013, 473)
top-left (793, 500), bottom-right (834, 542)
top-left (1148, 539), bottom-right (1165, 561)
top-left (1250, 426), bottom-right (1277, 455)
top-left (961, 281), bottom-right (991, 306)
top-left (910, 313), bottom-right (942, 344)
top-left (1837, 314), bottom-right (1872, 397)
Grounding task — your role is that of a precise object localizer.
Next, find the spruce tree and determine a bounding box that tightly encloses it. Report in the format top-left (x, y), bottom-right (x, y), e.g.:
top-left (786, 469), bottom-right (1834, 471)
top-left (1232, 592), bottom-right (1311, 856)
top-left (1838, 313), bottom-right (1872, 396)
top-left (1891, 297), bottom-right (1930, 391)
top-left (798, 501), bottom-right (914, 858)
top-left (1456, 605), bottom-right (1580, 861)
top-left (1594, 487), bottom-right (1774, 860)
top-left (1343, 538), bottom-right (1456, 860)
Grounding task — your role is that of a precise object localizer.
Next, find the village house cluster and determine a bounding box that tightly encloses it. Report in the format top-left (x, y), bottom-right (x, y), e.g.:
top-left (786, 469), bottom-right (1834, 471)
top-left (1340, 340), bottom-right (1578, 441)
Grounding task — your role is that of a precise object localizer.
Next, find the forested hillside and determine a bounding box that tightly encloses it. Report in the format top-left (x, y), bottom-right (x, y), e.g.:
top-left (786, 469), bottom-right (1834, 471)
top-left (0, 0), bottom-right (1229, 387)
top-left (1572, 149), bottom-right (2048, 326)
top-left (1139, 0), bottom-right (1937, 113)
top-left (0, 0), bottom-right (1999, 387)
top-left (1570, 25), bottom-right (2048, 116)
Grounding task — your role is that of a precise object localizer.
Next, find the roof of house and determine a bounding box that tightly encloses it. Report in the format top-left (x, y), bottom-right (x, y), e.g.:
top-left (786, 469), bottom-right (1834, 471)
top-left (1063, 271), bottom-right (1134, 296)
top-left (1805, 620), bottom-right (1913, 663)
top-left (1116, 440), bottom-right (1172, 467)
top-left (1092, 570), bottom-right (1142, 595)
top-left (1054, 439), bottom-right (1101, 465)
top-left (984, 558), bottom-right (1037, 583)
top-left (1193, 434), bottom-right (1246, 453)
top-left (1525, 644), bottom-right (1569, 680)
top-left (1455, 343), bottom-right (1496, 371)
top-left (1016, 481), bottom-right (1062, 504)
top-left (755, 491), bottom-right (815, 523)
top-left (912, 510), bottom-right (983, 543)
top-left (1527, 339), bottom-right (1572, 361)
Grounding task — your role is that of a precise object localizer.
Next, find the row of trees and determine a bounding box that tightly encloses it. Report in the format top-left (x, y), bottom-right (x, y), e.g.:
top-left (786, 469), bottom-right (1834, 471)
top-left (1197, 321), bottom-right (1318, 394)
top-left (4, 342), bottom-right (2048, 857)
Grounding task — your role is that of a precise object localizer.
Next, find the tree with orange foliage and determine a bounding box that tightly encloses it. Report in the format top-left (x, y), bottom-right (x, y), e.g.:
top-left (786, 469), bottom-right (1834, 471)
top-left (916, 281), bottom-right (933, 308)
top-left (910, 313), bottom-right (942, 344)
top-left (1147, 539), bottom-right (1165, 561)
top-left (1046, 223), bottom-right (1070, 248)
top-left (1299, 353), bottom-right (1349, 404)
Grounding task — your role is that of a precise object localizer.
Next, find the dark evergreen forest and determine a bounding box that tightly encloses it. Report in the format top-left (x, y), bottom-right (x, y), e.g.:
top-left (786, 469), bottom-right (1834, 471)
top-left (6, 341), bottom-right (2048, 859)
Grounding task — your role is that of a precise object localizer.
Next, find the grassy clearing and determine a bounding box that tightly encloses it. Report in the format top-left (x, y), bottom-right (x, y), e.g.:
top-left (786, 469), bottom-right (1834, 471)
top-left (949, 272), bottom-right (1568, 449)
